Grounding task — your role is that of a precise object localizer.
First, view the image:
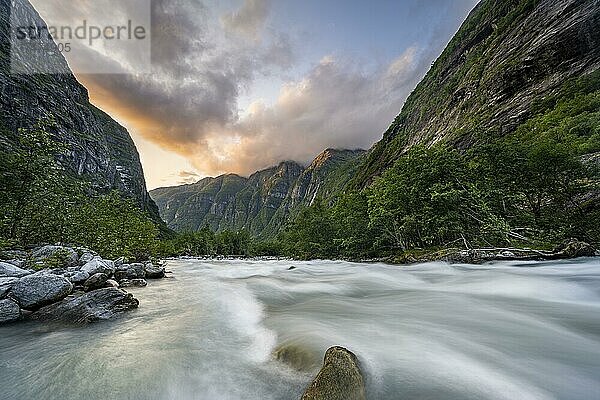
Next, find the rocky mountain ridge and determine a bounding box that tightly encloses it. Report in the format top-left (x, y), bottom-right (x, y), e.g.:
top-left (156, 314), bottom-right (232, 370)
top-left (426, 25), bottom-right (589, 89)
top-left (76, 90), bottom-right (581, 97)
top-left (354, 0), bottom-right (600, 186)
top-left (150, 149), bottom-right (365, 237)
top-left (0, 0), bottom-right (159, 220)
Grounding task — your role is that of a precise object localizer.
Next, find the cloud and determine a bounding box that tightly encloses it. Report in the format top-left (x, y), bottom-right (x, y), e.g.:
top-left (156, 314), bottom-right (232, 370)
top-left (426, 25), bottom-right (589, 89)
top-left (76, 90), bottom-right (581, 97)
top-left (34, 0), bottom-right (474, 185)
top-left (221, 0), bottom-right (270, 41)
top-left (177, 170), bottom-right (201, 184)
top-left (79, 43), bottom-right (428, 178)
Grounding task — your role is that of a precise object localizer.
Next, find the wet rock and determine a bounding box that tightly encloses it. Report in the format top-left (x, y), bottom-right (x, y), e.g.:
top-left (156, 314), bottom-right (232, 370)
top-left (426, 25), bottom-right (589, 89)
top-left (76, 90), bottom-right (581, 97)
top-left (275, 342), bottom-right (320, 371)
top-left (81, 257), bottom-right (115, 276)
top-left (0, 277), bottom-right (19, 298)
top-left (119, 279), bottom-right (147, 288)
top-left (555, 239), bottom-right (596, 258)
top-left (114, 263), bottom-right (146, 281)
top-left (0, 261), bottom-right (31, 278)
top-left (114, 257), bottom-right (126, 267)
top-left (83, 273), bottom-right (109, 292)
top-left (144, 263), bottom-right (165, 279)
top-left (301, 346), bottom-right (366, 400)
top-left (32, 245), bottom-right (79, 267)
top-left (288, 266), bottom-right (296, 270)
top-left (29, 288), bottom-right (139, 324)
top-left (0, 299), bottom-right (20, 324)
top-left (11, 272), bottom-right (73, 310)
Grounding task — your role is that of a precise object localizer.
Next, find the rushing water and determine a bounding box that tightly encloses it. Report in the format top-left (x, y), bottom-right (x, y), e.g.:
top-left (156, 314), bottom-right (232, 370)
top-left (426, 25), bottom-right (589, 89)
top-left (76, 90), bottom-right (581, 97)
top-left (1, 258), bottom-right (600, 400)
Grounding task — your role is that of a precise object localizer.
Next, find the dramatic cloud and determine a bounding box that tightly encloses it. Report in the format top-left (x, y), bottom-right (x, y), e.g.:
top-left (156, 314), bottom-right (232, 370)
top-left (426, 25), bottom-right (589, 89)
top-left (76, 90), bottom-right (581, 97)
top-left (29, 0), bottom-right (477, 187)
top-left (221, 0), bottom-right (270, 40)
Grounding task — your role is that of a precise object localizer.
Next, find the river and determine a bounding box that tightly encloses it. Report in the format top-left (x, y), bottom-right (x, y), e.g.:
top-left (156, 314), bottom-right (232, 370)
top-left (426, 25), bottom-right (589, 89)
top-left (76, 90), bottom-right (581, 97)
top-left (1, 258), bottom-right (599, 399)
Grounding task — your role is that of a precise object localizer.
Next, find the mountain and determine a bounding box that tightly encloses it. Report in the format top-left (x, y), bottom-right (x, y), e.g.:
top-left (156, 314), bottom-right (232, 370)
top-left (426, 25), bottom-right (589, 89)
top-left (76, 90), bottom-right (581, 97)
top-left (0, 0), bottom-right (159, 220)
top-left (354, 0), bottom-right (600, 186)
top-left (150, 149), bottom-right (365, 237)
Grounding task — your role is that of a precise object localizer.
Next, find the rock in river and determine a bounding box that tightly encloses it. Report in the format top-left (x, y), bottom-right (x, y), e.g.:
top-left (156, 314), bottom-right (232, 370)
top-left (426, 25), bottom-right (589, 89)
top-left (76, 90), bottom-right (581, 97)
top-left (30, 288), bottom-right (139, 324)
top-left (144, 263), bottom-right (165, 279)
top-left (0, 261), bottom-right (31, 278)
top-left (114, 263), bottom-right (146, 281)
top-left (301, 346), bottom-right (366, 400)
top-left (0, 299), bottom-right (20, 323)
top-left (11, 272), bottom-right (73, 310)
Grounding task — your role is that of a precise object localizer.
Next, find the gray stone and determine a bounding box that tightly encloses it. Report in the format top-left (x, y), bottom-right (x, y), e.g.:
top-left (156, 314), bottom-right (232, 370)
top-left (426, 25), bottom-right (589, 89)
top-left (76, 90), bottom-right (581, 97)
top-left (32, 245), bottom-right (79, 267)
top-left (0, 277), bottom-right (19, 298)
top-left (301, 347), bottom-right (366, 400)
top-left (0, 262), bottom-right (31, 278)
top-left (78, 252), bottom-right (96, 265)
top-left (0, 299), bottom-right (20, 324)
top-left (114, 263), bottom-right (146, 281)
top-left (83, 273), bottom-right (109, 292)
top-left (81, 258), bottom-right (115, 276)
top-left (5, 259), bottom-right (25, 268)
top-left (11, 272), bottom-right (73, 310)
top-left (144, 263), bottom-right (165, 279)
top-left (30, 288), bottom-right (139, 324)
top-left (119, 279), bottom-right (147, 288)
top-left (69, 271), bottom-right (90, 284)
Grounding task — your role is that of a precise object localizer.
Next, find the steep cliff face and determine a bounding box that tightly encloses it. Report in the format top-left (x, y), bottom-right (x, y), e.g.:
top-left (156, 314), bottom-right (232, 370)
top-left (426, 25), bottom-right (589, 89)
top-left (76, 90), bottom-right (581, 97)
top-left (355, 0), bottom-right (600, 186)
top-left (0, 0), bottom-right (159, 219)
top-left (150, 149), bottom-right (365, 237)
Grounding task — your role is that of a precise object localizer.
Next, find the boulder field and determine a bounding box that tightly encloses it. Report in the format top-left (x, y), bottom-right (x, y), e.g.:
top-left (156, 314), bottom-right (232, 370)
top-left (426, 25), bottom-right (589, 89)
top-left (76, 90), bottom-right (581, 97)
top-left (0, 245), bottom-right (167, 325)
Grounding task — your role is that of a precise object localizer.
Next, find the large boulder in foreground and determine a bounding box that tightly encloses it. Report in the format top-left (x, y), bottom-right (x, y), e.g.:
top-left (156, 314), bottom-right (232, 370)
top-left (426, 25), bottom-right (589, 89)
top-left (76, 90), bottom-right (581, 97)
top-left (30, 288), bottom-right (139, 324)
top-left (0, 299), bottom-right (20, 323)
top-left (301, 346), bottom-right (366, 400)
top-left (11, 272), bottom-right (73, 310)
top-left (0, 262), bottom-right (31, 278)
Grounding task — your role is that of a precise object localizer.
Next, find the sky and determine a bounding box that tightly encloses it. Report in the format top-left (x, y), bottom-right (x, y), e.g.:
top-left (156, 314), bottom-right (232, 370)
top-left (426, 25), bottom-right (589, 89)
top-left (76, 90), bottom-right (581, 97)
top-left (30, 0), bottom-right (479, 189)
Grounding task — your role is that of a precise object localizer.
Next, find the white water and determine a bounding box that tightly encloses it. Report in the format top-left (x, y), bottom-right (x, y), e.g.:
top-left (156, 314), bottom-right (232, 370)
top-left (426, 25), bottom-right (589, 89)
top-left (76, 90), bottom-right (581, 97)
top-left (1, 258), bottom-right (600, 399)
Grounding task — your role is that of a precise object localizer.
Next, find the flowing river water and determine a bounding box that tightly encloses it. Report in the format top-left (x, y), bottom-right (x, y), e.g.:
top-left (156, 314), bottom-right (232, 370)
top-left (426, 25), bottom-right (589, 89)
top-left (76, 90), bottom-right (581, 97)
top-left (1, 258), bottom-right (600, 400)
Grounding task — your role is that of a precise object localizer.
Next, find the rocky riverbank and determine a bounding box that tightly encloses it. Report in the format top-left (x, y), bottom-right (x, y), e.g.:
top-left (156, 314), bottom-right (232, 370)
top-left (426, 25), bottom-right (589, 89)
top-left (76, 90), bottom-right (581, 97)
top-left (0, 245), bottom-right (166, 325)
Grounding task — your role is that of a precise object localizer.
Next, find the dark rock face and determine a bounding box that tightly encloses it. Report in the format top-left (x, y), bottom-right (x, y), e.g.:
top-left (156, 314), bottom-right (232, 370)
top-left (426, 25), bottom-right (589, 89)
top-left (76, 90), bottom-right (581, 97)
top-left (0, 0), bottom-right (160, 221)
top-left (0, 261), bottom-right (30, 277)
top-left (0, 298), bottom-right (20, 323)
top-left (83, 273), bottom-right (109, 292)
top-left (150, 149), bottom-right (365, 238)
top-left (301, 346), bottom-right (366, 400)
top-left (354, 0), bottom-right (600, 186)
top-left (29, 288), bottom-right (139, 324)
top-left (11, 272), bottom-right (73, 310)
